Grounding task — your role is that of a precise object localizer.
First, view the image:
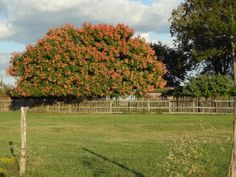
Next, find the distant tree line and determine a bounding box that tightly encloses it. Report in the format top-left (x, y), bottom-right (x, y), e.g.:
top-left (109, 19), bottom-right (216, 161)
top-left (151, 0), bottom-right (235, 98)
top-left (5, 0), bottom-right (235, 99)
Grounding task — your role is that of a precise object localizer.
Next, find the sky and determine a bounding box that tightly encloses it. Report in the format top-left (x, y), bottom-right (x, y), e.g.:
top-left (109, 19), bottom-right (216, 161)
top-left (0, 0), bottom-right (183, 85)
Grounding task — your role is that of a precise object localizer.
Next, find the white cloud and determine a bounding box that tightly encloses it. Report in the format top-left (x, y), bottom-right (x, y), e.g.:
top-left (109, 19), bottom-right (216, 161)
top-left (0, 52), bottom-right (13, 84)
top-left (0, 22), bottom-right (15, 39)
top-left (138, 32), bottom-right (159, 44)
top-left (138, 32), bottom-right (175, 48)
top-left (33, 0), bottom-right (81, 12)
top-left (0, 0), bottom-right (182, 43)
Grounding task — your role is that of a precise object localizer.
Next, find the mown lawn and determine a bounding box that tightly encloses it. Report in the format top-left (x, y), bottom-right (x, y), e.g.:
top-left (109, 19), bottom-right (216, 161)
top-left (0, 112), bottom-right (233, 177)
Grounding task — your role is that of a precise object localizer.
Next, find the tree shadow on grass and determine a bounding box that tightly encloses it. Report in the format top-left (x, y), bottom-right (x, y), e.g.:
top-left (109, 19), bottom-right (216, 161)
top-left (82, 147), bottom-right (146, 177)
top-left (0, 173), bottom-right (5, 177)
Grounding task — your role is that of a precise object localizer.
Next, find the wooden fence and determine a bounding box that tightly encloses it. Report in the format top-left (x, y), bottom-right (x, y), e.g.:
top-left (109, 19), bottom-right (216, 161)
top-left (0, 97), bottom-right (11, 112)
top-left (0, 98), bottom-right (235, 114)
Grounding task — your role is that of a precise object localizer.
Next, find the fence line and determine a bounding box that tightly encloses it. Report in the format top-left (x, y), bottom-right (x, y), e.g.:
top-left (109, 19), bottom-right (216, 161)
top-left (0, 98), bottom-right (235, 114)
top-left (0, 98), bottom-right (11, 112)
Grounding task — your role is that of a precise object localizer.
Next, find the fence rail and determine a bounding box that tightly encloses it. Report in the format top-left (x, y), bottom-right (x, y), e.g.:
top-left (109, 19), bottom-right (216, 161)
top-left (0, 99), bottom-right (11, 112)
top-left (0, 98), bottom-right (235, 114)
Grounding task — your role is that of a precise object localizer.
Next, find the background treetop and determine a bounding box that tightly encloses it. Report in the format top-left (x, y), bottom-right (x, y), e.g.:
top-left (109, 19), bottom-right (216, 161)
top-left (151, 42), bottom-right (196, 87)
top-left (170, 0), bottom-right (236, 76)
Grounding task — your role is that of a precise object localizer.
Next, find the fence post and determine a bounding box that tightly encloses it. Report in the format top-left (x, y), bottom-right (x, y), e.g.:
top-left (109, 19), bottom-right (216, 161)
top-left (68, 104), bottom-right (72, 113)
top-left (128, 101), bottom-right (131, 112)
top-left (46, 105), bottom-right (49, 112)
top-left (110, 100), bottom-right (112, 113)
top-left (192, 101), bottom-right (195, 113)
top-left (57, 102), bottom-right (60, 112)
top-left (20, 107), bottom-right (28, 176)
top-left (215, 100), bottom-right (218, 113)
top-left (169, 100), bottom-right (172, 113)
top-left (148, 100), bottom-right (150, 112)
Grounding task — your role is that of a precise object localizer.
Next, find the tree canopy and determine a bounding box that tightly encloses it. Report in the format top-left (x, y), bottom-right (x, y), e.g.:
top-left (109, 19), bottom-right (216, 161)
top-left (8, 23), bottom-right (166, 98)
top-left (170, 0), bottom-right (236, 75)
top-left (151, 42), bottom-right (195, 87)
top-left (173, 74), bottom-right (234, 98)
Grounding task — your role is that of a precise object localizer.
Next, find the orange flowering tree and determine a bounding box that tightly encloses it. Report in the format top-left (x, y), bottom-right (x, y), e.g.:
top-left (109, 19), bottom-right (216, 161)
top-left (8, 23), bottom-right (166, 97)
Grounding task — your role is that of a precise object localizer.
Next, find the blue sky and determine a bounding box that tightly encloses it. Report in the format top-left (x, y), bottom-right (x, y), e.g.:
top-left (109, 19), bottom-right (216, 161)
top-left (0, 0), bottom-right (182, 85)
top-left (132, 0), bottom-right (154, 5)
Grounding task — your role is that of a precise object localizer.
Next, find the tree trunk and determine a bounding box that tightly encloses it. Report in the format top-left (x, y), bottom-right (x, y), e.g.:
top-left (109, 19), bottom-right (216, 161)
top-left (228, 38), bottom-right (236, 177)
top-left (228, 2), bottom-right (236, 175)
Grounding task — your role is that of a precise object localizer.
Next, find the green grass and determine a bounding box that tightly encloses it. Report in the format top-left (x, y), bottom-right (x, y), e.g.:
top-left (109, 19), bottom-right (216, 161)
top-left (0, 112), bottom-right (233, 177)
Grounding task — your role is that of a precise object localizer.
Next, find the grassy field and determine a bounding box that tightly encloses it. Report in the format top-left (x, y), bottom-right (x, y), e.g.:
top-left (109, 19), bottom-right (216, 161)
top-left (0, 112), bottom-right (233, 177)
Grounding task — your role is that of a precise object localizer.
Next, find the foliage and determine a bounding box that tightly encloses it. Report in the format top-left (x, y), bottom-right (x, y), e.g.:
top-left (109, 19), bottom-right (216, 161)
top-left (155, 87), bottom-right (175, 97)
top-left (173, 86), bottom-right (185, 98)
top-left (229, 86), bottom-right (236, 96)
top-left (151, 42), bottom-right (195, 87)
top-left (173, 74), bottom-right (234, 98)
top-left (8, 23), bottom-right (166, 98)
top-left (0, 83), bottom-right (12, 97)
top-left (170, 0), bottom-right (236, 75)
top-left (0, 157), bottom-right (18, 177)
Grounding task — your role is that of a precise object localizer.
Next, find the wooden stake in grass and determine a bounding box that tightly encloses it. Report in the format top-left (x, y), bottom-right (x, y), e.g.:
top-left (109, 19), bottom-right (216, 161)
top-left (20, 107), bottom-right (28, 176)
